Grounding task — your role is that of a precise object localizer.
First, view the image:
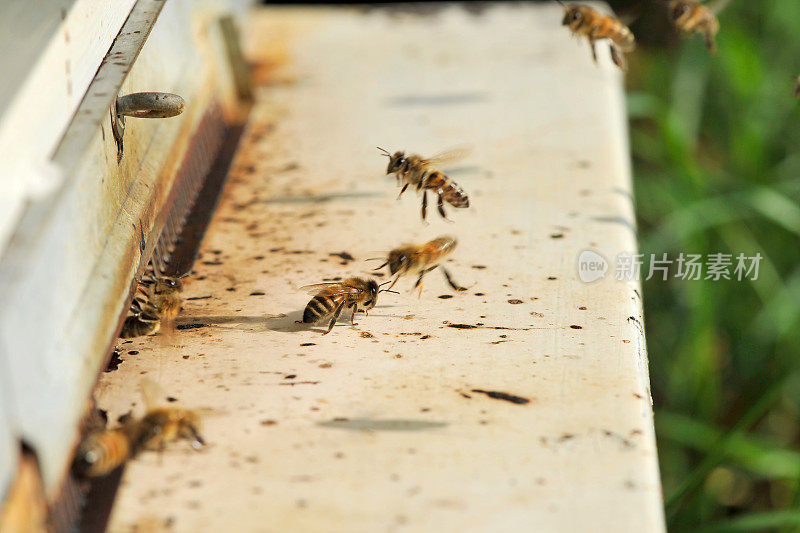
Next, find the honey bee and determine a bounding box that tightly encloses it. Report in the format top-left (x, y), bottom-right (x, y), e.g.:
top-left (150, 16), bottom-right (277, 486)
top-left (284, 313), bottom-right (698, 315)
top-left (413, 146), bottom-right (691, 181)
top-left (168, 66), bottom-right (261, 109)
top-left (119, 274), bottom-right (184, 338)
top-left (140, 275), bottom-right (184, 322)
top-left (301, 277), bottom-right (394, 334)
top-left (378, 147), bottom-right (470, 221)
top-left (73, 379), bottom-right (205, 478)
top-left (558, 1), bottom-right (636, 71)
top-left (372, 235), bottom-right (466, 296)
top-left (668, 0), bottom-right (722, 53)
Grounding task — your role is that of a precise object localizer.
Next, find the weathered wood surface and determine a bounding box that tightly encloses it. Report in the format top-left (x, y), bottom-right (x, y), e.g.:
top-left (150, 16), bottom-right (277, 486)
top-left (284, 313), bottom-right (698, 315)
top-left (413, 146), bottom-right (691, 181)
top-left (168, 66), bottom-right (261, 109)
top-left (99, 4), bottom-right (665, 532)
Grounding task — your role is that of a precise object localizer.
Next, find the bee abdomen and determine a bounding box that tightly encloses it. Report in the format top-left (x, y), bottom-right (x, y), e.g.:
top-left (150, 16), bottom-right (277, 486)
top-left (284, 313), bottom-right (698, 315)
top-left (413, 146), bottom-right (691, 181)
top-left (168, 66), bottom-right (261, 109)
top-left (120, 314), bottom-right (160, 338)
top-left (614, 25), bottom-right (635, 51)
top-left (442, 182), bottom-right (470, 208)
top-left (303, 296), bottom-right (337, 323)
top-left (74, 431), bottom-right (131, 478)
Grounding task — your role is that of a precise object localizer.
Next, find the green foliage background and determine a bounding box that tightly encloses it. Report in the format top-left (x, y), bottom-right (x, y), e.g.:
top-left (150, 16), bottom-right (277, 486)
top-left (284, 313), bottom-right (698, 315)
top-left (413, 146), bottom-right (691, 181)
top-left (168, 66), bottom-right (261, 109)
top-left (626, 1), bottom-right (800, 530)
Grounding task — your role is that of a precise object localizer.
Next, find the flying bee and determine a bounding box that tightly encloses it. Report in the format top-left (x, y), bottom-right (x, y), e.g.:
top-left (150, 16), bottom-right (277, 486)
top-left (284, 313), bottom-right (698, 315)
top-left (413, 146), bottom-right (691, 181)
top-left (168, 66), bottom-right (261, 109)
top-left (301, 277), bottom-right (396, 334)
top-left (371, 235), bottom-right (466, 296)
top-left (668, 0), bottom-right (722, 53)
top-left (378, 146), bottom-right (470, 221)
top-left (73, 379), bottom-right (206, 478)
top-left (558, 1), bottom-right (636, 71)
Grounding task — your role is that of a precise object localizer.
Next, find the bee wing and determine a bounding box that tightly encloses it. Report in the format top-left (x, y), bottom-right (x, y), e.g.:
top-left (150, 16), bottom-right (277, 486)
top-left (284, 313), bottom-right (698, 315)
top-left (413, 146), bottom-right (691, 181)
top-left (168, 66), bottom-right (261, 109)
top-left (139, 377), bottom-right (167, 411)
top-left (422, 145), bottom-right (473, 166)
top-left (299, 282), bottom-right (362, 295)
top-left (706, 0), bottom-right (731, 15)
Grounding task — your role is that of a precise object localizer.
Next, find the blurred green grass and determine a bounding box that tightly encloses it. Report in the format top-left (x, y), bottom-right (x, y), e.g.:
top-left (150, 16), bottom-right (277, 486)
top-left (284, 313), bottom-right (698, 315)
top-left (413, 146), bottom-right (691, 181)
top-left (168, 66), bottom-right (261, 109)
top-left (626, 0), bottom-right (800, 530)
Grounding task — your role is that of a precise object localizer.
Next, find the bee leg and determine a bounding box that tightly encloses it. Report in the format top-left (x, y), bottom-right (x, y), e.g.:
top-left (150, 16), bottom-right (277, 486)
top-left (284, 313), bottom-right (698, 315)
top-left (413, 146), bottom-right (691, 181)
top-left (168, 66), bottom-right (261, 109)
top-left (421, 190), bottom-right (428, 221)
top-left (413, 267), bottom-right (437, 298)
top-left (704, 32), bottom-right (717, 54)
top-left (436, 191), bottom-right (452, 222)
top-left (441, 267), bottom-right (467, 292)
top-left (350, 303), bottom-right (359, 326)
top-left (413, 272), bottom-right (425, 298)
top-left (373, 261), bottom-right (389, 271)
top-left (609, 44), bottom-right (626, 71)
top-left (323, 301), bottom-right (346, 335)
top-left (387, 273), bottom-right (402, 290)
top-left (588, 38), bottom-right (598, 64)
top-left (397, 183), bottom-right (409, 200)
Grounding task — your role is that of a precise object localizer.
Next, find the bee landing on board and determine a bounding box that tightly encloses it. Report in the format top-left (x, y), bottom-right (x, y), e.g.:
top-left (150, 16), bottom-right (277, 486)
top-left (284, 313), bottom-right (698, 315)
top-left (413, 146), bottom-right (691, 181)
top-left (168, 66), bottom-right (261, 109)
top-left (557, 1), bottom-right (636, 71)
top-left (370, 235), bottom-right (467, 297)
top-left (377, 146), bottom-right (470, 221)
top-left (73, 379), bottom-right (205, 478)
top-left (300, 277), bottom-right (396, 335)
top-left (668, 0), bottom-right (722, 53)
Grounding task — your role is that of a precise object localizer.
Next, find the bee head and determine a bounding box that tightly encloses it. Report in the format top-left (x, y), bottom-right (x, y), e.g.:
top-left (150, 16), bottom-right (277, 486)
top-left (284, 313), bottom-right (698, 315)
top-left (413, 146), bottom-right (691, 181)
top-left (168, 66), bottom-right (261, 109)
top-left (562, 5), bottom-right (587, 29)
top-left (155, 277), bottom-right (183, 294)
top-left (386, 249), bottom-right (410, 275)
top-left (362, 279), bottom-right (380, 310)
top-left (177, 414), bottom-right (205, 449)
top-left (670, 1), bottom-right (691, 21)
top-left (386, 152), bottom-right (406, 174)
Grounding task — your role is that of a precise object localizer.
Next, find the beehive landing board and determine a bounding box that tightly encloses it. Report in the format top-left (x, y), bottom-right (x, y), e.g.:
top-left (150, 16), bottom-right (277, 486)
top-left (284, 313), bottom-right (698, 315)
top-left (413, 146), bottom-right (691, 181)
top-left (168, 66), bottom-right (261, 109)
top-left (99, 5), bottom-right (665, 532)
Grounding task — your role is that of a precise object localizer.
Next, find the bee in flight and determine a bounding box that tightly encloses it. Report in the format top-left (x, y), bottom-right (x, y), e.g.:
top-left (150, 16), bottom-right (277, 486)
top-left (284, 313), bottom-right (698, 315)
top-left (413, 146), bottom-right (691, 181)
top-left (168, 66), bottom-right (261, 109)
top-left (73, 379), bottom-right (206, 478)
top-left (378, 146), bottom-right (470, 221)
top-left (668, 0), bottom-right (725, 53)
top-left (371, 235), bottom-right (466, 296)
top-left (301, 277), bottom-right (396, 334)
top-left (558, 1), bottom-right (636, 71)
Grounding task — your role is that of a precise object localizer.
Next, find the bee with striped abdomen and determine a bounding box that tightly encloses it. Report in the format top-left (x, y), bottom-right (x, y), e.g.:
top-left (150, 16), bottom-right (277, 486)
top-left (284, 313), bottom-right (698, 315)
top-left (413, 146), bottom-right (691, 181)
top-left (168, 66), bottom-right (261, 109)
top-left (372, 235), bottom-right (466, 296)
top-left (668, 0), bottom-right (722, 53)
top-left (301, 277), bottom-right (395, 334)
top-left (558, 1), bottom-right (636, 71)
top-left (72, 424), bottom-right (138, 478)
top-left (378, 147), bottom-right (470, 221)
top-left (119, 274), bottom-right (185, 338)
top-left (73, 379), bottom-right (205, 478)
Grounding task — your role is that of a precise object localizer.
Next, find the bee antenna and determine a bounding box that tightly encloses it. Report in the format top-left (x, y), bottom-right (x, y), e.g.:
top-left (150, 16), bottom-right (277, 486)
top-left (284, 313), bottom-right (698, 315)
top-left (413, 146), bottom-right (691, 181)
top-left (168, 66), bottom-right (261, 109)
top-left (376, 146), bottom-right (390, 157)
top-left (364, 257), bottom-right (385, 261)
top-left (377, 280), bottom-right (393, 288)
top-left (379, 289), bottom-right (400, 294)
top-left (555, 0), bottom-right (566, 6)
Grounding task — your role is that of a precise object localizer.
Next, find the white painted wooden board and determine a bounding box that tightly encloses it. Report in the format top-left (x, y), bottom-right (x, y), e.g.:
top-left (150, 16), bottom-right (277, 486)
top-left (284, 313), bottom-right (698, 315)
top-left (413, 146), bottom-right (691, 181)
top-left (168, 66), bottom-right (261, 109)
top-left (100, 4), bottom-right (665, 532)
